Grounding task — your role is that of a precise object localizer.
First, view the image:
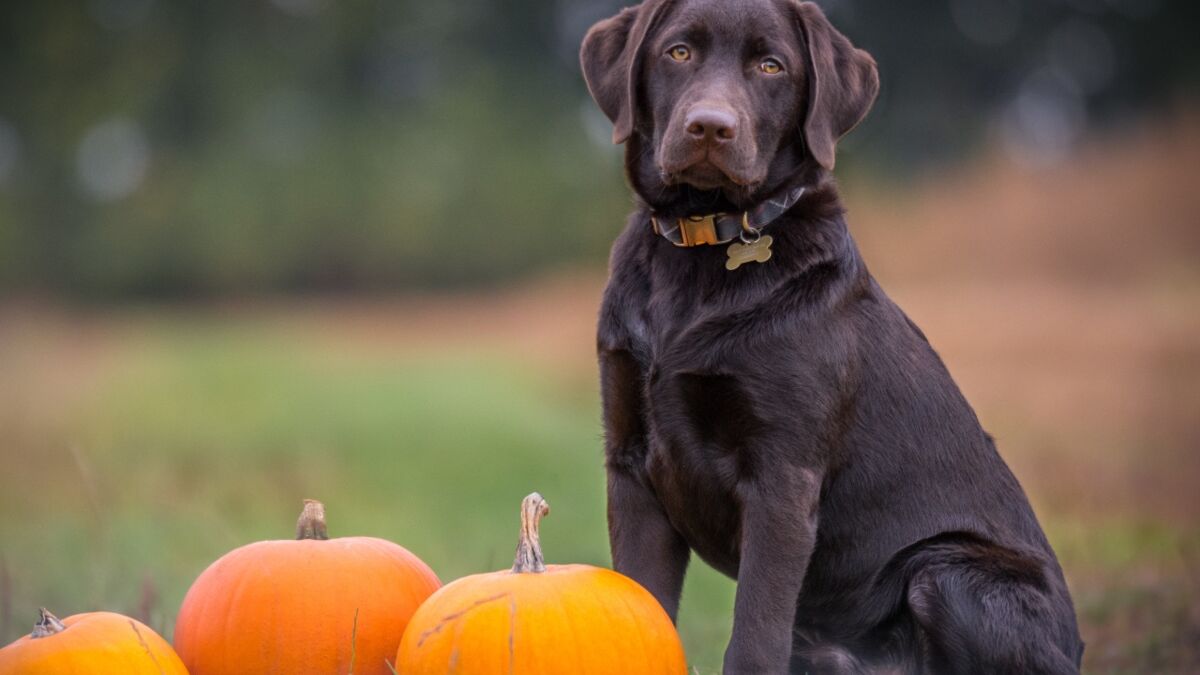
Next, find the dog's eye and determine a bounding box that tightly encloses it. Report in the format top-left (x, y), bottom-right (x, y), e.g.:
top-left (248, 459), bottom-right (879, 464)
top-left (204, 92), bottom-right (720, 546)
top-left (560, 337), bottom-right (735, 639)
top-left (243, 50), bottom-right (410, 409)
top-left (760, 58), bottom-right (783, 75)
top-left (667, 45), bottom-right (691, 63)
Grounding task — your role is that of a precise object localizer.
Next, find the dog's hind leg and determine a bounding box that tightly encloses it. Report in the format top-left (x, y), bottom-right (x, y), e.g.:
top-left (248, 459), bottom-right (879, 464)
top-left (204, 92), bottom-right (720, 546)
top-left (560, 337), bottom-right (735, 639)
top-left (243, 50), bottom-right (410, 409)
top-left (789, 643), bottom-right (865, 675)
top-left (905, 553), bottom-right (1083, 675)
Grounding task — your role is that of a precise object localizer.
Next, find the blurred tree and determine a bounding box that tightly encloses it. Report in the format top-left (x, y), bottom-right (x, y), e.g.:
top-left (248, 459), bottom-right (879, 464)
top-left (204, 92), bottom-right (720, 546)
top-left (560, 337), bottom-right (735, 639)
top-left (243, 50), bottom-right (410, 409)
top-left (0, 0), bottom-right (1195, 298)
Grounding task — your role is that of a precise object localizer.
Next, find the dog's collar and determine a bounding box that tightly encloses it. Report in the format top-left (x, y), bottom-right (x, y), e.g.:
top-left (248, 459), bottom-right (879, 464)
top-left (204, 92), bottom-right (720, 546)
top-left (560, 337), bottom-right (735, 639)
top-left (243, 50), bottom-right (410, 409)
top-left (649, 186), bottom-right (807, 248)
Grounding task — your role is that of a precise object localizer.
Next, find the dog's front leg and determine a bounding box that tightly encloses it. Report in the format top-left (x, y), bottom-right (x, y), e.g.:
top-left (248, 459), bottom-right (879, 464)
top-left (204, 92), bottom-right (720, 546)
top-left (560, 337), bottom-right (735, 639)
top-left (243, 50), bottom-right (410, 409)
top-left (601, 348), bottom-right (690, 620)
top-left (608, 467), bottom-right (690, 620)
top-left (724, 467), bottom-right (822, 675)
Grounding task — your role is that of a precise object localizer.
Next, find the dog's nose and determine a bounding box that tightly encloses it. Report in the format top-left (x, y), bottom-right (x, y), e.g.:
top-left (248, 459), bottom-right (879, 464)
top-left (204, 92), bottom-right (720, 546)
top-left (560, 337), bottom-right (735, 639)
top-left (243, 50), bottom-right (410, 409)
top-left (685, 107), bottom-right (737, 144)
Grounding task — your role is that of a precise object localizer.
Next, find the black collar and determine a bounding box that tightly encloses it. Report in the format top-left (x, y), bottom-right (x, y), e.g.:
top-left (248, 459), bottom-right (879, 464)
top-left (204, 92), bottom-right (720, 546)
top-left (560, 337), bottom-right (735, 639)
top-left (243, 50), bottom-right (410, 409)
top-left (649, 186), bottom-right (807, 248)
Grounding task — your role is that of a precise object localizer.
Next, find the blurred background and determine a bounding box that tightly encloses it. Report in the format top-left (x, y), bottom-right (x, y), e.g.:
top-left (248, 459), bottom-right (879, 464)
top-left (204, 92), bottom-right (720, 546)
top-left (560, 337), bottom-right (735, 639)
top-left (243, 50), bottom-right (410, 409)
top-left (0, 0), bottom-right (1197, 671)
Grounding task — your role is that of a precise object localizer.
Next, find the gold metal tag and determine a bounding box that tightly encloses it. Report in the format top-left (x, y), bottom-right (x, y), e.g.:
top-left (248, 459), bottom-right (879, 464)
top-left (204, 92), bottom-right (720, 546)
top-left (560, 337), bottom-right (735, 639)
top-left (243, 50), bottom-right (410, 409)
top-left (725, 235), bottom-right (773, 270)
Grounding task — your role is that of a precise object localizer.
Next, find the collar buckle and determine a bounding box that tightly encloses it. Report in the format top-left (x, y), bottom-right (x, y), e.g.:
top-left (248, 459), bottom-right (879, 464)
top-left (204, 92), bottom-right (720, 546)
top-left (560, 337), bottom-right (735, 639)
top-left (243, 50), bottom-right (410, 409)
top-left (679, 213), bottom-right (722, 247)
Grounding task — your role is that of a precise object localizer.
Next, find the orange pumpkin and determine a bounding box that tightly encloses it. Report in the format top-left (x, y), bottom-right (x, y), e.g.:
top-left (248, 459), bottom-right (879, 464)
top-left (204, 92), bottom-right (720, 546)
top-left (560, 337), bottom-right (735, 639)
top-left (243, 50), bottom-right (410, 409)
top-left (395, 493), bottom-right (688, 675)
top-left (0, 608), bottom-right (188, 674)
top-left (174, 499), bottom-right (440, 675)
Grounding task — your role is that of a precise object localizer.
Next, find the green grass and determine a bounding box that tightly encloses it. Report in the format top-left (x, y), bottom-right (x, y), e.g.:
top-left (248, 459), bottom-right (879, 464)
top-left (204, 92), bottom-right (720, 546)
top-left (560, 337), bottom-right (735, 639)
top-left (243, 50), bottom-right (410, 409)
top-left (0, 317), bottom-right (735, 669)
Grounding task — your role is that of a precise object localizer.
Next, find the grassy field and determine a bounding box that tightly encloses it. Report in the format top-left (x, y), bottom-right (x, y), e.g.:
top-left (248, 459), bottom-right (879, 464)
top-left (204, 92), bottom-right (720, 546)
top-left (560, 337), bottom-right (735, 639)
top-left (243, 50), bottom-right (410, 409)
top-left (0, 291), bottom-right (745, 670)
top-left (2, 116), bottom-right (1199, 672)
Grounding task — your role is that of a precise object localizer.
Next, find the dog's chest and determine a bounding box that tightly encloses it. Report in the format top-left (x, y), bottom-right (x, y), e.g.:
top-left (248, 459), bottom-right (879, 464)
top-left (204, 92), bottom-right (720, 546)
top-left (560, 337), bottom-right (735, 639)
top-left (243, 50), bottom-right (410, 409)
top-left (607, 247), bottom-right (812, 573)
top-left (631, 304), bottom-right (770, 575)
top-left (645, 366), bottom-right (757, 575)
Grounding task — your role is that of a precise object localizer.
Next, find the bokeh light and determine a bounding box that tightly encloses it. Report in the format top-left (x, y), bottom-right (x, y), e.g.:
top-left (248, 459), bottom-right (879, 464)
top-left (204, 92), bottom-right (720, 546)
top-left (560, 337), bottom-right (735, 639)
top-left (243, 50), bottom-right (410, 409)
top-left (75, 117), bottom-right (151, 202)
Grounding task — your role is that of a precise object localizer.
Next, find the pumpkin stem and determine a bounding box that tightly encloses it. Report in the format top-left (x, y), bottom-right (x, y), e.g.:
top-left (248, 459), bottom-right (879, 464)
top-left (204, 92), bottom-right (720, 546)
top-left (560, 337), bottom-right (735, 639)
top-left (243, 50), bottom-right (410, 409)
top-left (31, 608), bottom-right (66, 638)
top-left (296, 499), bottom-right (330, 540)
top-left (512, 492), bottom-right (550, 574)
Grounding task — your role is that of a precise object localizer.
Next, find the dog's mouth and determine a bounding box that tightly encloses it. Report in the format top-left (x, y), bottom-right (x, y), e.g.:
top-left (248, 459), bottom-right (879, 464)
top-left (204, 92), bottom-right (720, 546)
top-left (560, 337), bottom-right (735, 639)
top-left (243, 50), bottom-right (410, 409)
top-left (661, 156), bottom-right (761, 192)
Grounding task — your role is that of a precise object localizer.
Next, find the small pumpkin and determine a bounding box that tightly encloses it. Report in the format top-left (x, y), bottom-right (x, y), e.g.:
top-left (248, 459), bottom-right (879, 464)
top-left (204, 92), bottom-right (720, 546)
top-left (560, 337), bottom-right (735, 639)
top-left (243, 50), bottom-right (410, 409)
top-left (395, 493), bottom-right (688, 675)
top-left (0, 608), bottom-right (189, 674)
top-left (174, 499), bottom-right (440, 675)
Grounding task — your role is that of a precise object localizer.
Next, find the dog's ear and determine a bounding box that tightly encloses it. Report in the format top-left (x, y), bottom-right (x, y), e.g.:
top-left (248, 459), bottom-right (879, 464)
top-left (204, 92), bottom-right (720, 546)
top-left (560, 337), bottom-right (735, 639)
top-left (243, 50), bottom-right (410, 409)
top-left (580, 1), bottom-right (673, 145)
top-left (792, 2), bottom-right (879, 170)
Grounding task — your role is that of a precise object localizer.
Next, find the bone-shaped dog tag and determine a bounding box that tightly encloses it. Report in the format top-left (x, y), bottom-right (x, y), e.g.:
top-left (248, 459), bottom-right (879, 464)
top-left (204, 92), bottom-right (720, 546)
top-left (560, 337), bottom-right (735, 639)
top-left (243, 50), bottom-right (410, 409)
top-left (725, 235), bottom-right (773, 271)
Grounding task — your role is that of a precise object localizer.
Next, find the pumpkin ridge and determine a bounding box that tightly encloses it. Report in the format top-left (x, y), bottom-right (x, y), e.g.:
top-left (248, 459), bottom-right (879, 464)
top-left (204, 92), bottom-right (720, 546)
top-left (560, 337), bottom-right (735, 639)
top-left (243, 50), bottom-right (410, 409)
top-left (612, 573), bottom-right (656, 668)
top-left (416, 591), bottom-right (511, 648)
top-left (127, 619), bottom-right (166, 675)
top-left (507, 594), bottom-right (517, 675)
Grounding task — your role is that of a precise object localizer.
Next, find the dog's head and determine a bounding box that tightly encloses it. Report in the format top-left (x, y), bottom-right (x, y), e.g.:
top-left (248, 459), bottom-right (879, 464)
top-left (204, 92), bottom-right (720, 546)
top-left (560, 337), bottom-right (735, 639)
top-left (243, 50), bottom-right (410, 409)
top-left (581, 0), bottom-right (878, 211)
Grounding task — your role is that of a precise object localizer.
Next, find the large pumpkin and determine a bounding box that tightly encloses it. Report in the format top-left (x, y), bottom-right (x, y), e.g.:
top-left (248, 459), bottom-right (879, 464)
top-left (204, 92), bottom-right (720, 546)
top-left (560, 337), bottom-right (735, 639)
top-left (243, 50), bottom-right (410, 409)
top-left (174, 499), bottom-right (440, 675)
top-left (0, 608), bottom-right (188, 674)
top-left (395, 493), bottom-right (688, 674)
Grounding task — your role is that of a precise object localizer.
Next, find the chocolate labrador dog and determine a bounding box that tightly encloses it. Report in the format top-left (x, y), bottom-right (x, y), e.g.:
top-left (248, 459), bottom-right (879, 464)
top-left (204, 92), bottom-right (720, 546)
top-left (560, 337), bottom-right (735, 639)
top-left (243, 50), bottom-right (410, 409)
top-left (580, 1), bottom-right (1084, 673)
